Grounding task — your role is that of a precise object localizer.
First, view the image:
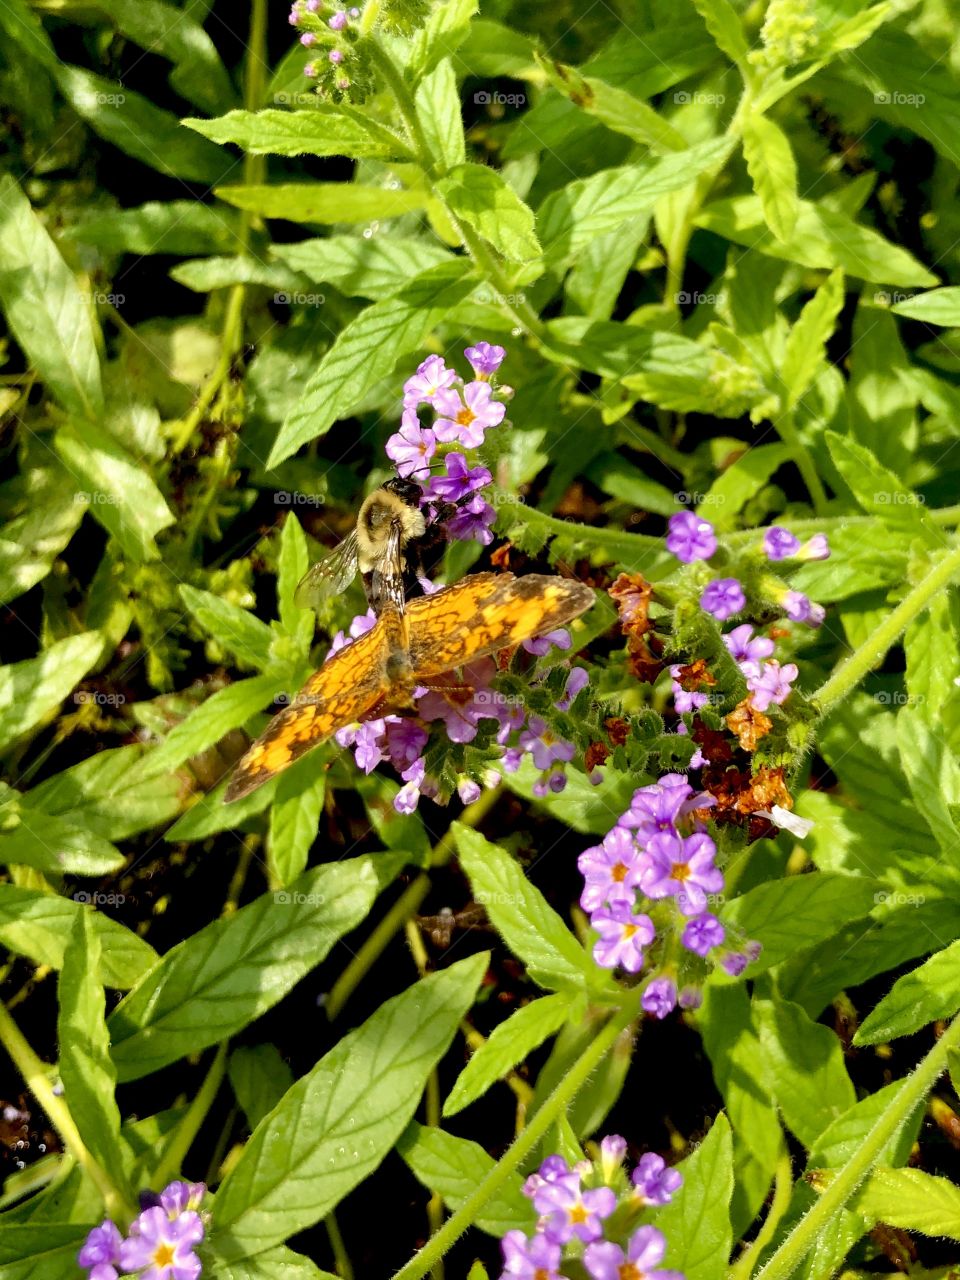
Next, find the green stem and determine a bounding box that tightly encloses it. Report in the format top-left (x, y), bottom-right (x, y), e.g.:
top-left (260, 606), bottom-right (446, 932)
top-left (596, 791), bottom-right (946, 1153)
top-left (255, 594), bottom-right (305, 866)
top-left (152, 1043), bottom-right (228, 1188)
top-left (812, 538), bottom-right (960, 716)
top-left (326, 1211), bottom-right (355, 1280)
top-left (729, 1141), bottom-right (793, 1280)
top-left (0, 1000), bottom-right (134, 1221)
top-left (391, 997), bottom-right (639, 1280)
top-left (754, 1012), bottom-right (960, 1280)
top-left (326, 788), bottom-right (499, 1020)
top-left (773, 410), bottom-right (829, 516)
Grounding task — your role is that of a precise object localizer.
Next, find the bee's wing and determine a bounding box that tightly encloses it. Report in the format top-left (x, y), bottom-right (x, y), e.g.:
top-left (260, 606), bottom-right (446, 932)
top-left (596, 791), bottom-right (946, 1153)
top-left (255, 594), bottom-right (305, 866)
top-left (366, 521), bottom-right (407, 616)
top-left (294, 531), bottom-right (361, 610)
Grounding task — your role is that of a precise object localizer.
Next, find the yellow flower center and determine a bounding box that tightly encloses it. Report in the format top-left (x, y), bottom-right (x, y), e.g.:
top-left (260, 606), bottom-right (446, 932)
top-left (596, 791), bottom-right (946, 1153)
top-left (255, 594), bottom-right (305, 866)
top-left (671, 861), bottom-right (691, 882)
top-left (456, 406), bottom-right (477, 426)
top-left (611, 861), bottom-right (628, 883)
top-left (152, 1243), bottom-right (176, 1269)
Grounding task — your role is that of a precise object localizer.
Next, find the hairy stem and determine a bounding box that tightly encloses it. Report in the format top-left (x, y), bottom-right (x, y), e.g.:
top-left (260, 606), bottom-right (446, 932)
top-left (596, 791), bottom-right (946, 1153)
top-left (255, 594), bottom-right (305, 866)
top-left (152, 1042), bottom-right (228, 1189)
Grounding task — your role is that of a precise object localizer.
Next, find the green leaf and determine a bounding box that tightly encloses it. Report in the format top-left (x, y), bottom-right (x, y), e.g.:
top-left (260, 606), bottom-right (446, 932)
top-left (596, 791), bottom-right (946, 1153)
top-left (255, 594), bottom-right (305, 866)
top-left (543, 318), bottom-right (706, 382)
top-left (270, 234), bottom-right (453, 300)
top-left (755, 997), bottom-right (855, 1147)
top-left (108, 858), bottom-right (379, 1080)
top-left (270, 259), bottom-right (473, 466)
top-left (455, 825), bottom-right (591, 992)
top-left (698, 443), bottom-right (792, 529)
top-left (696, 196), bottom-right (938, 286)
top-left (741, 113), bottom-right (799, 243)
top-left (0, 482), bottom-right (85, 607)
top-left (268, 758), bottom-right (325, 886)
top-left (229, 1044), bottom-right (295, 1132)
top-left (537, 61), bottom-right (686, 152)
top-left (718, 873), bottom-right (881, 976)
top-left (54, 422), bottom-right (174, 562)
top-left (397, 1122), bottom-right (534, 1237)
top-left (852, 1167), bottom-right (960, 1239)
top-left (823, 430), bottom-right (932, 544)
top-left (565, 225), bottom-right (648, 320)
top-left (539, 139), bottom-right (732, 268)
top-left (443, 992), bottom-right (570, 1116)
top-left (855, 939), bottom-right (960, 1045)
top-left (897, 706), bottom-right (960, 863)
top-left (905, 589), bottom-right (960, 730)
top-left (0, 885), bottom-right (157, 988)
top-left (215, 183), bottom-right (428, 224)
top-left (0, 173), bottom-right (103, 419)
top-left (690, 0), bottom-right (750, 64)
top-left (57, 909), bottom-right (125, 1177)
top-left (503, 755), bottom-right (638, 835)
top-left (436, 162), bottom-right (540, 263)
top-left (781, 269), bottom-right (845, 410)
top-left (0, 1223), bottom-right (91, 1277)
top-left (810, 1078), bottom-right (923, 1169)
top-left (165, 774), bottom-right (277, 841)
top-left (184, 108), bottom-right (408, 160)
top-left (891, 286), bottom-right (960, 325)
top-left (409, 0), bottom-right (478, 76)
top-left (170, 256), bottom-right (303, 293)
top-left (207, 1246), bottom-right (337, 1280)
top-left (136, 673), bottom-right (291, 778)
top-left (276, 513), bottom-right (314, 653)
top-left (415, 59), bottom-right (466, 172)
top-left (65, 201), bottom-right (240, 255)
top-left (0, 631), bottom-right (103, 753)
top-left (0, 799), bottom-right (124, 877)
top-left (180, 585), bottom-right (275, 671)
top-left (657, 1113), bottom-right (733, 1280)
top-left (209, 955), bottom-right (487, 1259)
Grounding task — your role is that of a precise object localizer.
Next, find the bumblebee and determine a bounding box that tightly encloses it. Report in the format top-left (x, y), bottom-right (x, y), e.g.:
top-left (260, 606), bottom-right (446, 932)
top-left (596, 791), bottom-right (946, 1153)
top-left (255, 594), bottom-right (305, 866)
top-left (294, 477), bottom-right (431, 616)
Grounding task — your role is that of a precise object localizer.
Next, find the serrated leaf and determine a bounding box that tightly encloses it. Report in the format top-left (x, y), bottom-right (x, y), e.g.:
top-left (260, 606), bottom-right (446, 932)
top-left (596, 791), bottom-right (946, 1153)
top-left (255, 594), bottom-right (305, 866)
top-left (409, 0), bottom-right (478, 77)
top-left (539, 138), bottom-right (732, 267)
top-left (823, 430), bottom-right (932, 543)
top-left (691, 0), bottom-right (750, 63)
top-left (270, 234), bottom-right (453, 299)
top-left (0, 885), bottom-right (156, 988)
top-left (0, 631), bottom-right (103, 753)
top-left (756, 997), bottom-right (855, 1147)
top-left (444, 992), bottom-right (570, 1116)
top-left (180, 584), bottom-right (275, 671)
top-left (781, 268), bottom-right (844, 409)
top-left (539, 62), bottom-right (686, 152)
top-left (741, 113), bottom-right (799, 243)
top-left (852, 1167), bottom-right (960, 1238)
top-left (657, 1113), bottom-right (733, 1280)
top-left (65, 201), bottom-right (240, 255)
top-left (268, 758), bottom-right (325, 886)
top-left (108, 858), bottom-right (379, 1080)
top-left (455, 825), bottom-right (591, 991)
top-left (185, 108), bottom-right (408, 160)
top-left (397, 1122), bottom-right (534, 1236)
top-left (718, 873), bottom-right (881, 976)
top-left (270, 259), bottom-right (473, 466)
top-left (436, 162), bottom-right (539, 263)
top-left (215, 183), bottom-right (428, 224)
top-left (54, 422), bottom-right (174, 562)
top-left (57, 909), bottom-right (125, 1178)
top-left (0, 173), bottom-right (103, 420)
top-left (897, 707), bottom-right (960, 862)
top-left (209, 955), bottom-right (487, 1259)
top-left (855, 939), bottom-right (960, 1045)
top-left (699, 443), bottom-right (791, 528)
top-left (415, 59), bottom-right (466, 172)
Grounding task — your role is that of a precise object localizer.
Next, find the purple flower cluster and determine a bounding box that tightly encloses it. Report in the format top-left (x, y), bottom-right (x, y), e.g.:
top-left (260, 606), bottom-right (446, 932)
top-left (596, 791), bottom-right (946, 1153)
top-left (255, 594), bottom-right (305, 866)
top-left (578, 775), bottom-right (759, 1004)
top-left (288, 0), bottom-right (360, 87)
top-left (387, 345), bottom-right (507, 547)
top-left (501, 1141), bottom-right (683, 1280)
top-left (78, 1182), bottom-right (205, 1280)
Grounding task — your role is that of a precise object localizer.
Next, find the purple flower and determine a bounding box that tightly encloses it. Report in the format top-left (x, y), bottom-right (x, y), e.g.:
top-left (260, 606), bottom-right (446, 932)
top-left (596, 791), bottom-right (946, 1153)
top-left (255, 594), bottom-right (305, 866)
top-left (641, 831), bottom-right (723, 916)
top-left (674, 721), bottom-right (707, 769)
top-left (329, 48), bottom-right (344, 63)
top-left (457, 776), bottom-right (482, 804)
top-left (403, 354), bottom-right (457, 409)
top-left (303, 61), bottom-right (317, 77)
top-left (352, 720), bottom-right (386, 773)
top-left (417, 660), bottom-right (498, 743)
top-left (723, 624), bottom-right (774, 665)
top-left (300, 31), bottom-right (316, 45)
top-left (679, 985), bottom-right (702, 1010)
top-left (433, 381), bottom-right (506, 447)
top-left (523, 1155), bottom-right (572, 1199)
top-left (500, 1229), bottom-right (561, 1279)
top-left (522, 628), bottom-right (571, 657)
top-left (681, 912), bottom-right (725, 956)
top-left (746, 659), bottom-right (798, 712)
top-left (328, 9), bottom-right (348, 28)
top-left (700, 578), bottom-right (745, 621)
top-left (119, 1207), bottom-right (203, 1280)
top-left (533, 768), bottom-right (568, 796)
top-left (584, 1225), bottom-right (683, 1280)
top-left (535, 1179), bottom-right (617, 1245)
top-left (444, 491), bottom-right (496, 544)
top-left (384, 718), bottom-right (428, 770)
top-left (385, 411), bottom-right (436, 478)
top-left (288, 4), bottom-right (300, 24)
top-left (763, 526), bottom-right (801, 560)
top-left (158, 1182), bottom-right (205, 1216)
top-left (78, 1221), bottom-right (123, 1280)
top-left (591, 901), bottom-right (655, 973)
top-left (781, 590), bottom-right (825, 628)
top-left (632, 1154), bottom-right (683, 1206)
top-left (669, 665), bottom-right (709, 714)
top-left (306, 0), bottom-right (320, 10)
top-left (556, 665), bottom-right (589, 710)
top-left (642, 976), bottom-right (677, 1020)
top-left (797, 532), bottom-right (830, 561)
top-left (518, 718), bottom-right (575, 771)
top-left (394, 757), bottom-right (426, 814)
top-left (666, 511), bottom-right (716, 563)
top-left (722, 951), bottom-right (748, 977)
top-left (425, 451), bottom-right (491, 503)
top-left (619, 773), bottom-right (701, 841)
top-left (599, 1134), bottom-right (627, 1181)
top-left (578, 827), bottom-right (645, 912)
top-left (465, 341), bottom-right (506, 377)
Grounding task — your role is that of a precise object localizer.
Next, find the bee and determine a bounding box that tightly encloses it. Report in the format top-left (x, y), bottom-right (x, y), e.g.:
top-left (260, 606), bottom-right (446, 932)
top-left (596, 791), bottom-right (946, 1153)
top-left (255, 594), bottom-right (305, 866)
top-left (294, 477), bottom-right (431, 617)
top-left (224, 572), bottom-right (595, 803)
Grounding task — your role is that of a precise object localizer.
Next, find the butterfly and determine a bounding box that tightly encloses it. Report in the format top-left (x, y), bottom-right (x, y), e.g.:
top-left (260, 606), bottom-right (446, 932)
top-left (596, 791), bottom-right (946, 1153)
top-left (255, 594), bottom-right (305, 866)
top-left (224, 572), bottom-right (595, 802)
